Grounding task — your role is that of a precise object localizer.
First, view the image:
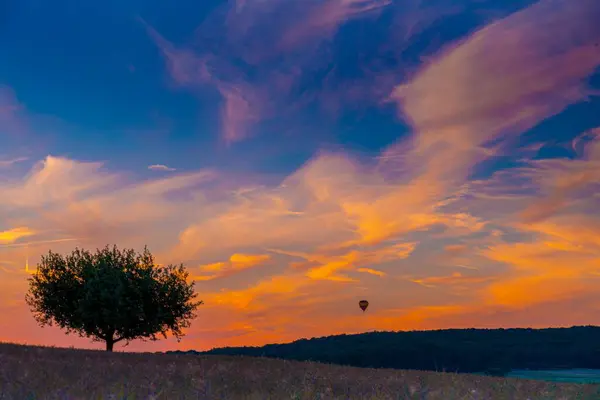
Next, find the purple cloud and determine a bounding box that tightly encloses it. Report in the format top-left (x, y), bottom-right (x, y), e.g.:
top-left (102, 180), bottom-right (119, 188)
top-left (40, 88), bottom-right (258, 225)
top-left (143, 0), bottom-right (448, 144)
top-left (0, 86), bottom-right (27, 136)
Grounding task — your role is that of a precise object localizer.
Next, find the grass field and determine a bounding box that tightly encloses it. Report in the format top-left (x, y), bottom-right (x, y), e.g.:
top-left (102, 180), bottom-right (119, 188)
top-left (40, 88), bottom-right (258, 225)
top-left (1, 342), bottom-right (600, 399)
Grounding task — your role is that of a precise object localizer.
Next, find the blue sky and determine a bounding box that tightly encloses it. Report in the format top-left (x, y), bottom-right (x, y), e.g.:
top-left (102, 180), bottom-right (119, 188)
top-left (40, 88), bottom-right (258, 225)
top-left (2, 0), bottom-right (562, 176)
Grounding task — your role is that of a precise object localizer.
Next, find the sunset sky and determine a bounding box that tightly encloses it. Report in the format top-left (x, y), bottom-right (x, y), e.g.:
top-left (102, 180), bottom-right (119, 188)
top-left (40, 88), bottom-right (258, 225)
top-left (1, 0), bottom-right (600, 353)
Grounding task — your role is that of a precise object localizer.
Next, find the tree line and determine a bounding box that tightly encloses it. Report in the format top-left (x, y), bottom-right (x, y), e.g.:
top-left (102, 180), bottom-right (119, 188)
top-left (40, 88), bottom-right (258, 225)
top-left (192, 326), bottom-right (600, 375)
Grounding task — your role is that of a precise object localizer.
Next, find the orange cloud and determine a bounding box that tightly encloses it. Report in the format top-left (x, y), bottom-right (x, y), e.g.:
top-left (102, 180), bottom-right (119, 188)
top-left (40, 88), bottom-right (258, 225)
top-left (481, 217), bottom-right (600, 308)
top-left (444, 244), bottom-right (468, 255)
top-left (267, 241), bottom-right (416, 282)
top-left (205, 274), bottom-right (307, 310)
top-left (191, 253), bottom-right (271, 281)
top-left (357, 267), bottom-right (386, 277)
top-left (410, 271), bottom-right (495, 288)
top-left (0, 227), bottom-right (35, 244)
top-left (518, 131), bottom-right (600, 224)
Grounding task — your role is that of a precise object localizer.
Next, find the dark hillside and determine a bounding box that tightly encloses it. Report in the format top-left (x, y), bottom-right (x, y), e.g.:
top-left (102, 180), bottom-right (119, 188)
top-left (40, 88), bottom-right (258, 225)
top-left (168, 326), bottom-right (600, 375)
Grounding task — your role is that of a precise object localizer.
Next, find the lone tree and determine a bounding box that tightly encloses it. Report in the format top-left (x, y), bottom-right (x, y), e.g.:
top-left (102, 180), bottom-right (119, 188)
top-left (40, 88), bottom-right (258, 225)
top-left (26, 245), bottom-right (202, 351)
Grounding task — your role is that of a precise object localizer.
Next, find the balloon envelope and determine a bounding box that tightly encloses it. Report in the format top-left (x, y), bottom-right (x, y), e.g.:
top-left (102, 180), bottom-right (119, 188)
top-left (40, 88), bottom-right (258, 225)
top-left (359, 300), bottom-right (369, 312)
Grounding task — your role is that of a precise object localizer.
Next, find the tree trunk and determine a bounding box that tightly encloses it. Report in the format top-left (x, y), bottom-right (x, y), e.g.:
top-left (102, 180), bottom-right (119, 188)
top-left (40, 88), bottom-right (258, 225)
top-left (104, 328), bottom-right (116, 352)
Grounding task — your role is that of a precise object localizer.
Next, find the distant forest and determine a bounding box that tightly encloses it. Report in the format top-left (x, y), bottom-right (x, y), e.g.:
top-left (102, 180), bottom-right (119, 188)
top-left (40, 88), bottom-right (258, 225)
top-left (167, 326), bottom-right (600, 376)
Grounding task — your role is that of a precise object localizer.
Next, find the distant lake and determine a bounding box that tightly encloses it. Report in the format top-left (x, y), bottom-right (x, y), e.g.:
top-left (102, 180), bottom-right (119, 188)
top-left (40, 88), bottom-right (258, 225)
top-left (506, 369), bottom-right (600, 384)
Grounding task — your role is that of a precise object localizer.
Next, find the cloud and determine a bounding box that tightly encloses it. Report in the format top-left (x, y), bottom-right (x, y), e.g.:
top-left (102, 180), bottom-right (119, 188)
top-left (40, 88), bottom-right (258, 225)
top-left (269, 241), bottom-right (417, 282)
top-left (306, 242), bottom-right (416, 281)
top-left (443, 244), bottom-right (468, 256)
top-left (517, 129), bottom-right (600, 223)
top-left (140, 18), bottom-right (210, 87)
top-left (468, 133), bottom-right (600, 308)
top-left (382, 0), bottom-right (600, 314)
top-left (275, 0), bottom-right (392, 50)
top-left (168, 148), bottom-right (482, 264)
top-left (0, 155), bottom-right (218, 258)
top-left (356, 267), bottom-right (386, 277)
top-left (482, 221), bottom-right (600, 308)
top-left (142, 18), bottom-right (268, 144)
top-left (191, 253), bottom-right (271, 281)
top-left (0, 157), bottom-right (27, 168)
top-left (144, 0), bottom-right (504, 144)
top-left (148, 164), bottom-right (176, 172)
top-left (390, 0), bottom-right (600, 184)
top-left (410, 271), bottom-right (496, 289)
top-left (1, 156), bottom-right (119, 209)
top-left (204, 273), bottom-right (308, 310)
top-left (222, 0), bottom-right (392, 57)
top-left (0, 237), bottom-right (81, 249)
top-left (0, 227), bottom-right (36, 245)
top-left (217, 83), bottom-right (265, 143)
top-left (0, 86), bottom-right (27, 136)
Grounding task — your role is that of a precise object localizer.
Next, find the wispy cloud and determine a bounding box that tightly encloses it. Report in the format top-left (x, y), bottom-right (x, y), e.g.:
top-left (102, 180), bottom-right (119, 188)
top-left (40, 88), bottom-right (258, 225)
top-left (142, 18), bottom-right (268, 144)
top-left (0, 155), bottom-right (217, 256)
top-left (148, 164), bottom-right (176, 172)
top-left (390, 0), bottom-right (600, 175)
top-left (217, 83), bottom-right (266, 143)
top-left (518, 129), bottom-right (600, 223)
top-left (0, 157), bottom-right (27, 168)
top-left (0, 237), bottom-right (81, 249)
top-left (267, 241), bottom-right (416, 282)
top-left (357, 267), bottom-right (386, 277)
top-left (143, 0), bottom-right (489, 144)
top-left (0, 86), bottom-right (27, 136)
top-left (275, 0), bottom-right (392, 50)
top-left (410, 271), bottom-right (496, 288)
top-left (191, 253), bottom-right (271, 281)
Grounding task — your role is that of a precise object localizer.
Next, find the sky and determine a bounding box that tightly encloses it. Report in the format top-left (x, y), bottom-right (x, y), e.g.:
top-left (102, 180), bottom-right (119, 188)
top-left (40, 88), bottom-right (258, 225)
top-left (1, 0), bottom-right (600, 352)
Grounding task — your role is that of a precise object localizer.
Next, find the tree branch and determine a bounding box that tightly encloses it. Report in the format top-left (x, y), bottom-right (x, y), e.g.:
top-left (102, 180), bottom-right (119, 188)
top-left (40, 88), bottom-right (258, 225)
top-left (113, 335), bottom-right (128, 343)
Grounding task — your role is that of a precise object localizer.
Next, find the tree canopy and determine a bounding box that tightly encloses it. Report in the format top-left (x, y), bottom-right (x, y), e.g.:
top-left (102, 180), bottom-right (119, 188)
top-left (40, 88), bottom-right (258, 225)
top-left (26, 245), bottom-right (202, 351)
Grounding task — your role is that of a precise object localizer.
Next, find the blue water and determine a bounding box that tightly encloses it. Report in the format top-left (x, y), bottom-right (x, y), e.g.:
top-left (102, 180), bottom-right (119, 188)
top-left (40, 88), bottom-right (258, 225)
top-left (506, 369), bottom-right (600, 384)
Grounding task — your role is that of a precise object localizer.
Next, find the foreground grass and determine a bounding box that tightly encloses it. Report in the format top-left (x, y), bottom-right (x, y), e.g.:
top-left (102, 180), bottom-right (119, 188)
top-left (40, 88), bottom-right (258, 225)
top-left (1, 342), bottom-right (600, 399)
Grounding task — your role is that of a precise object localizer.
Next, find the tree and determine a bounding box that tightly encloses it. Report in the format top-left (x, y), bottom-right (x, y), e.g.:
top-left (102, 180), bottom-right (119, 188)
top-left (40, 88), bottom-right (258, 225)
top-left (25, 245), bottom-right (202, 351)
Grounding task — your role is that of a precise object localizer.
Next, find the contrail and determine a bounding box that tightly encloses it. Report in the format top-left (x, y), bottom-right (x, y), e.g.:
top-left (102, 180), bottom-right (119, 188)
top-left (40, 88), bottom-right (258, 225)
top-left (0, 237), bottom-right (82, 249)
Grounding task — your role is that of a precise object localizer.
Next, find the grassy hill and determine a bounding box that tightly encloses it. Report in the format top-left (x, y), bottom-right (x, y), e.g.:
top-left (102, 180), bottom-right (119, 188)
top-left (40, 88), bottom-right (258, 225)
top-left (178, 326), bottom-right (600, 375)
top-left (1, 341), bottom-right (600, 399)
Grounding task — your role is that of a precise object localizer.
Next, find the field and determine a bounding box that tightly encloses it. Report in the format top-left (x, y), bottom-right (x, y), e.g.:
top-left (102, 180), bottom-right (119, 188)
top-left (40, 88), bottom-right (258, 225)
top-left (1, 342), bottom-right (600, 399)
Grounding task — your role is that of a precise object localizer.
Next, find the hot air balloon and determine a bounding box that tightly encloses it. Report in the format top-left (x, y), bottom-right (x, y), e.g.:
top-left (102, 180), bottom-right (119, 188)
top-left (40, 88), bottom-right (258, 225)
top-left (359, 300), bottom-right (369, 312)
